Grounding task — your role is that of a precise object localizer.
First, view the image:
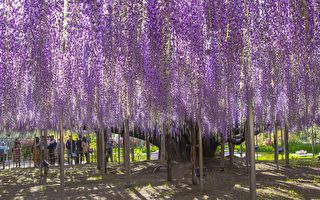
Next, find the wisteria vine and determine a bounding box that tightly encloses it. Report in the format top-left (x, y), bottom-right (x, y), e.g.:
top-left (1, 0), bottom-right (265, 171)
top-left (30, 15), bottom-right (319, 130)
top-left (0, 0), bottom-right (319, 139)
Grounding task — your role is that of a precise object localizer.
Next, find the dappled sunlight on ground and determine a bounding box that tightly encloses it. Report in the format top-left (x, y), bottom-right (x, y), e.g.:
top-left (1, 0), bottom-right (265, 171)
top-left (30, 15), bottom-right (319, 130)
top-left (0, 158), bottom-right (319, 199)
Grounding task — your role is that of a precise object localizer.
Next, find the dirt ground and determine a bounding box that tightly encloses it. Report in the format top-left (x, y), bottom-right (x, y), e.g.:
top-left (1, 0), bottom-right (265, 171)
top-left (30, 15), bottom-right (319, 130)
top-left (0, 158), bottom-right (319, 200)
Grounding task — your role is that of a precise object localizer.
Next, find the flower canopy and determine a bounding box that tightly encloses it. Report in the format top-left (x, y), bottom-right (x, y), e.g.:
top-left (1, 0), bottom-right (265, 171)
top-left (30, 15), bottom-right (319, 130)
top-left (0, 0), bottom-right (319, 137)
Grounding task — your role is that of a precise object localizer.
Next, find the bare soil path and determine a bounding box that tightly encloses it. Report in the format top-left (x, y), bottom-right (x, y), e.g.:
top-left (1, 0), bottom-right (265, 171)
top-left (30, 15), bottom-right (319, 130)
top-left (0, 158), bottom-right (319, 200)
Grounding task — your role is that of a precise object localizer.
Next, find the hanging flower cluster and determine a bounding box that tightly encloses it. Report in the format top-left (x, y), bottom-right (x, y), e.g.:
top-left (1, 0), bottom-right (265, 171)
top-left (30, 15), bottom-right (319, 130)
top-left (0, 0), bottom-right (319, 138)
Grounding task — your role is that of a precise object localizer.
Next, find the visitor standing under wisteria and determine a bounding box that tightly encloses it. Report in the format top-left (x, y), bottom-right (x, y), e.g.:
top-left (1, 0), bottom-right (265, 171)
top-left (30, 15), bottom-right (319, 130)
top-left (47, 136), bottom-right (57, 165)
top-left (12, 138), bottom-right (21, 168)
top-left (66, 136), bottom-right (75, 165)
top-left (32, 137), bottom-right (41, 167)
top-left (81, 137), bottom-right (89, 164)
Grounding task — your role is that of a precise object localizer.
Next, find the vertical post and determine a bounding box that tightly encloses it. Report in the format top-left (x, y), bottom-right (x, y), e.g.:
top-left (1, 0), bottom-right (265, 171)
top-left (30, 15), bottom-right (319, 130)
top-left (280, 129), bottom-right (284, 147)
top-left (312, 126), bottom-right (315, 158)
top-left (245, 122), bottom-right (250, 172)
top-left (248, 94), bottom-right (256, 200)
top-left (191, 122), bottom-right (197, 185)
top-left (165, 123), bottom-right (172, 182)
top-left (131, 147), bottom-right (135, 162)
top-left (198, 120), bottom-right (204, 192)
top-left (101, 127), bottom-right (106, 176)
top-left (40, 130), bottom-right (43, 177)
top-left (281, 129), bottom-right (284, 160)
top-left (255, 134), bottom-right (258, 161)
top-left (44, 130), bottom-right (48, 161)
top-left (220, 132), bottom-right (225, 171)
top-left (146, 133), bottom-right (151, 161)
top-left (118, 131), bottom-right (121, 164)
top-left (110, 132), bottom-right (114, 163)
top-left (96, 131), bottom-right (101, 170)
top-left (228, 129), bottom-right (234, 166)
top-left (284, 124), bottom-right (289, 167)
top-left (124, 119), bottom-right (131, 178)
top-left (161, 124), bottom-right (166, 166)
top-left (60, 124), bottom-right (65, 200)
top-left (70, 133), bottom-right (73, 166)
top-left (240, 143), bottom-right (243, 158)
top-left (274, 124), bottom-right (279, 171)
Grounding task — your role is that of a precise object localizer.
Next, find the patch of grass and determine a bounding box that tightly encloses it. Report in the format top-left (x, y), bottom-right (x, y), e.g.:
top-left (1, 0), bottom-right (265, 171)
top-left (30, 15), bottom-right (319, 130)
top-left (313, 176), bottom-right (320, 184)
top-left (288, 190), bottom-right (300, 198)
top-left (285, 178), bottom-right (301, 183)
top-left (86, 176), bottom-right (102, 181)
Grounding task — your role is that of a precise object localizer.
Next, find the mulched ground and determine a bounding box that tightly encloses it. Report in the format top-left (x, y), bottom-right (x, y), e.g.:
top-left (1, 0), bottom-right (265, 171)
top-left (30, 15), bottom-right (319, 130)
top-left (0, 158), bottom-right (319, 200)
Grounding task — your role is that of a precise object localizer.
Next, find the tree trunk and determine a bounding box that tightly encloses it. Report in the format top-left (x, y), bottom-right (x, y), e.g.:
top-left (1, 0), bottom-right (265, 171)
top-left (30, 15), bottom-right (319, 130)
top-left (274, 125), bottom-right (279, 171)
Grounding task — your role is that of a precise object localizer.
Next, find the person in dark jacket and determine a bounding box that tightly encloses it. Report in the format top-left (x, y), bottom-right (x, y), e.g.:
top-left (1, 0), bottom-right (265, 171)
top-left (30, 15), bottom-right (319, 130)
top-left (47, 136), bottom-right (57, 165)
top-left (76, 137), bottom-right (83, 164)
top-left (66, 136), bottom-right (75, 165)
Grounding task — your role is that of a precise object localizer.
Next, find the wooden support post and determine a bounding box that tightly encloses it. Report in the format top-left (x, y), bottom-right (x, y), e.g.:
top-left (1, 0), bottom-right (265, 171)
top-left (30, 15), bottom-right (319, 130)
top-left (131, 147), bottom-right (135, 162)
top-left (228, 129), bottom-right (234, 166)
top-left (165, 123), bottom-right (172, 182)
top-left (60, 125), bottom-right (65, 200)
top-left (198, 120), bottom-right (204, 191)
top-left (101, 127), bottom-right (106, 176)
top-left (44, 130), bottom-right (48, 161)
top-left (281, 129), bottom-right (284, 147)
top-left (96, 131), bottom-right (101, 170)
top-left (240, 143), bottom-right (243, 158)
top-left (255, 134), bottom-right (258, 161)
top-left (161, 124), bottom-right (166, 166)
top-left (312, 127), bottom-right (315, 158)
top-left (284, 124), bottom-right (289, 167)
top-left (40, 130), bottom-right (43, 177)
top-left (245, 123), bottom-right (250, 172)
top-left (124, 119), bottom-right (131, 177)
top-left (191, 122), bottom-right (197, 185)
top-left (146, 134), bottom-right (151, 161)
top-left (220, 132), bottom-right (225, 171)
top-left (248, 93), bottom-right (256, 200)
top-left (109, 131), bottom-right (114, 163)
top-left (118, 131), bottom-right (121, 164)
top-left (274, 124), bottom-right (279, 171)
